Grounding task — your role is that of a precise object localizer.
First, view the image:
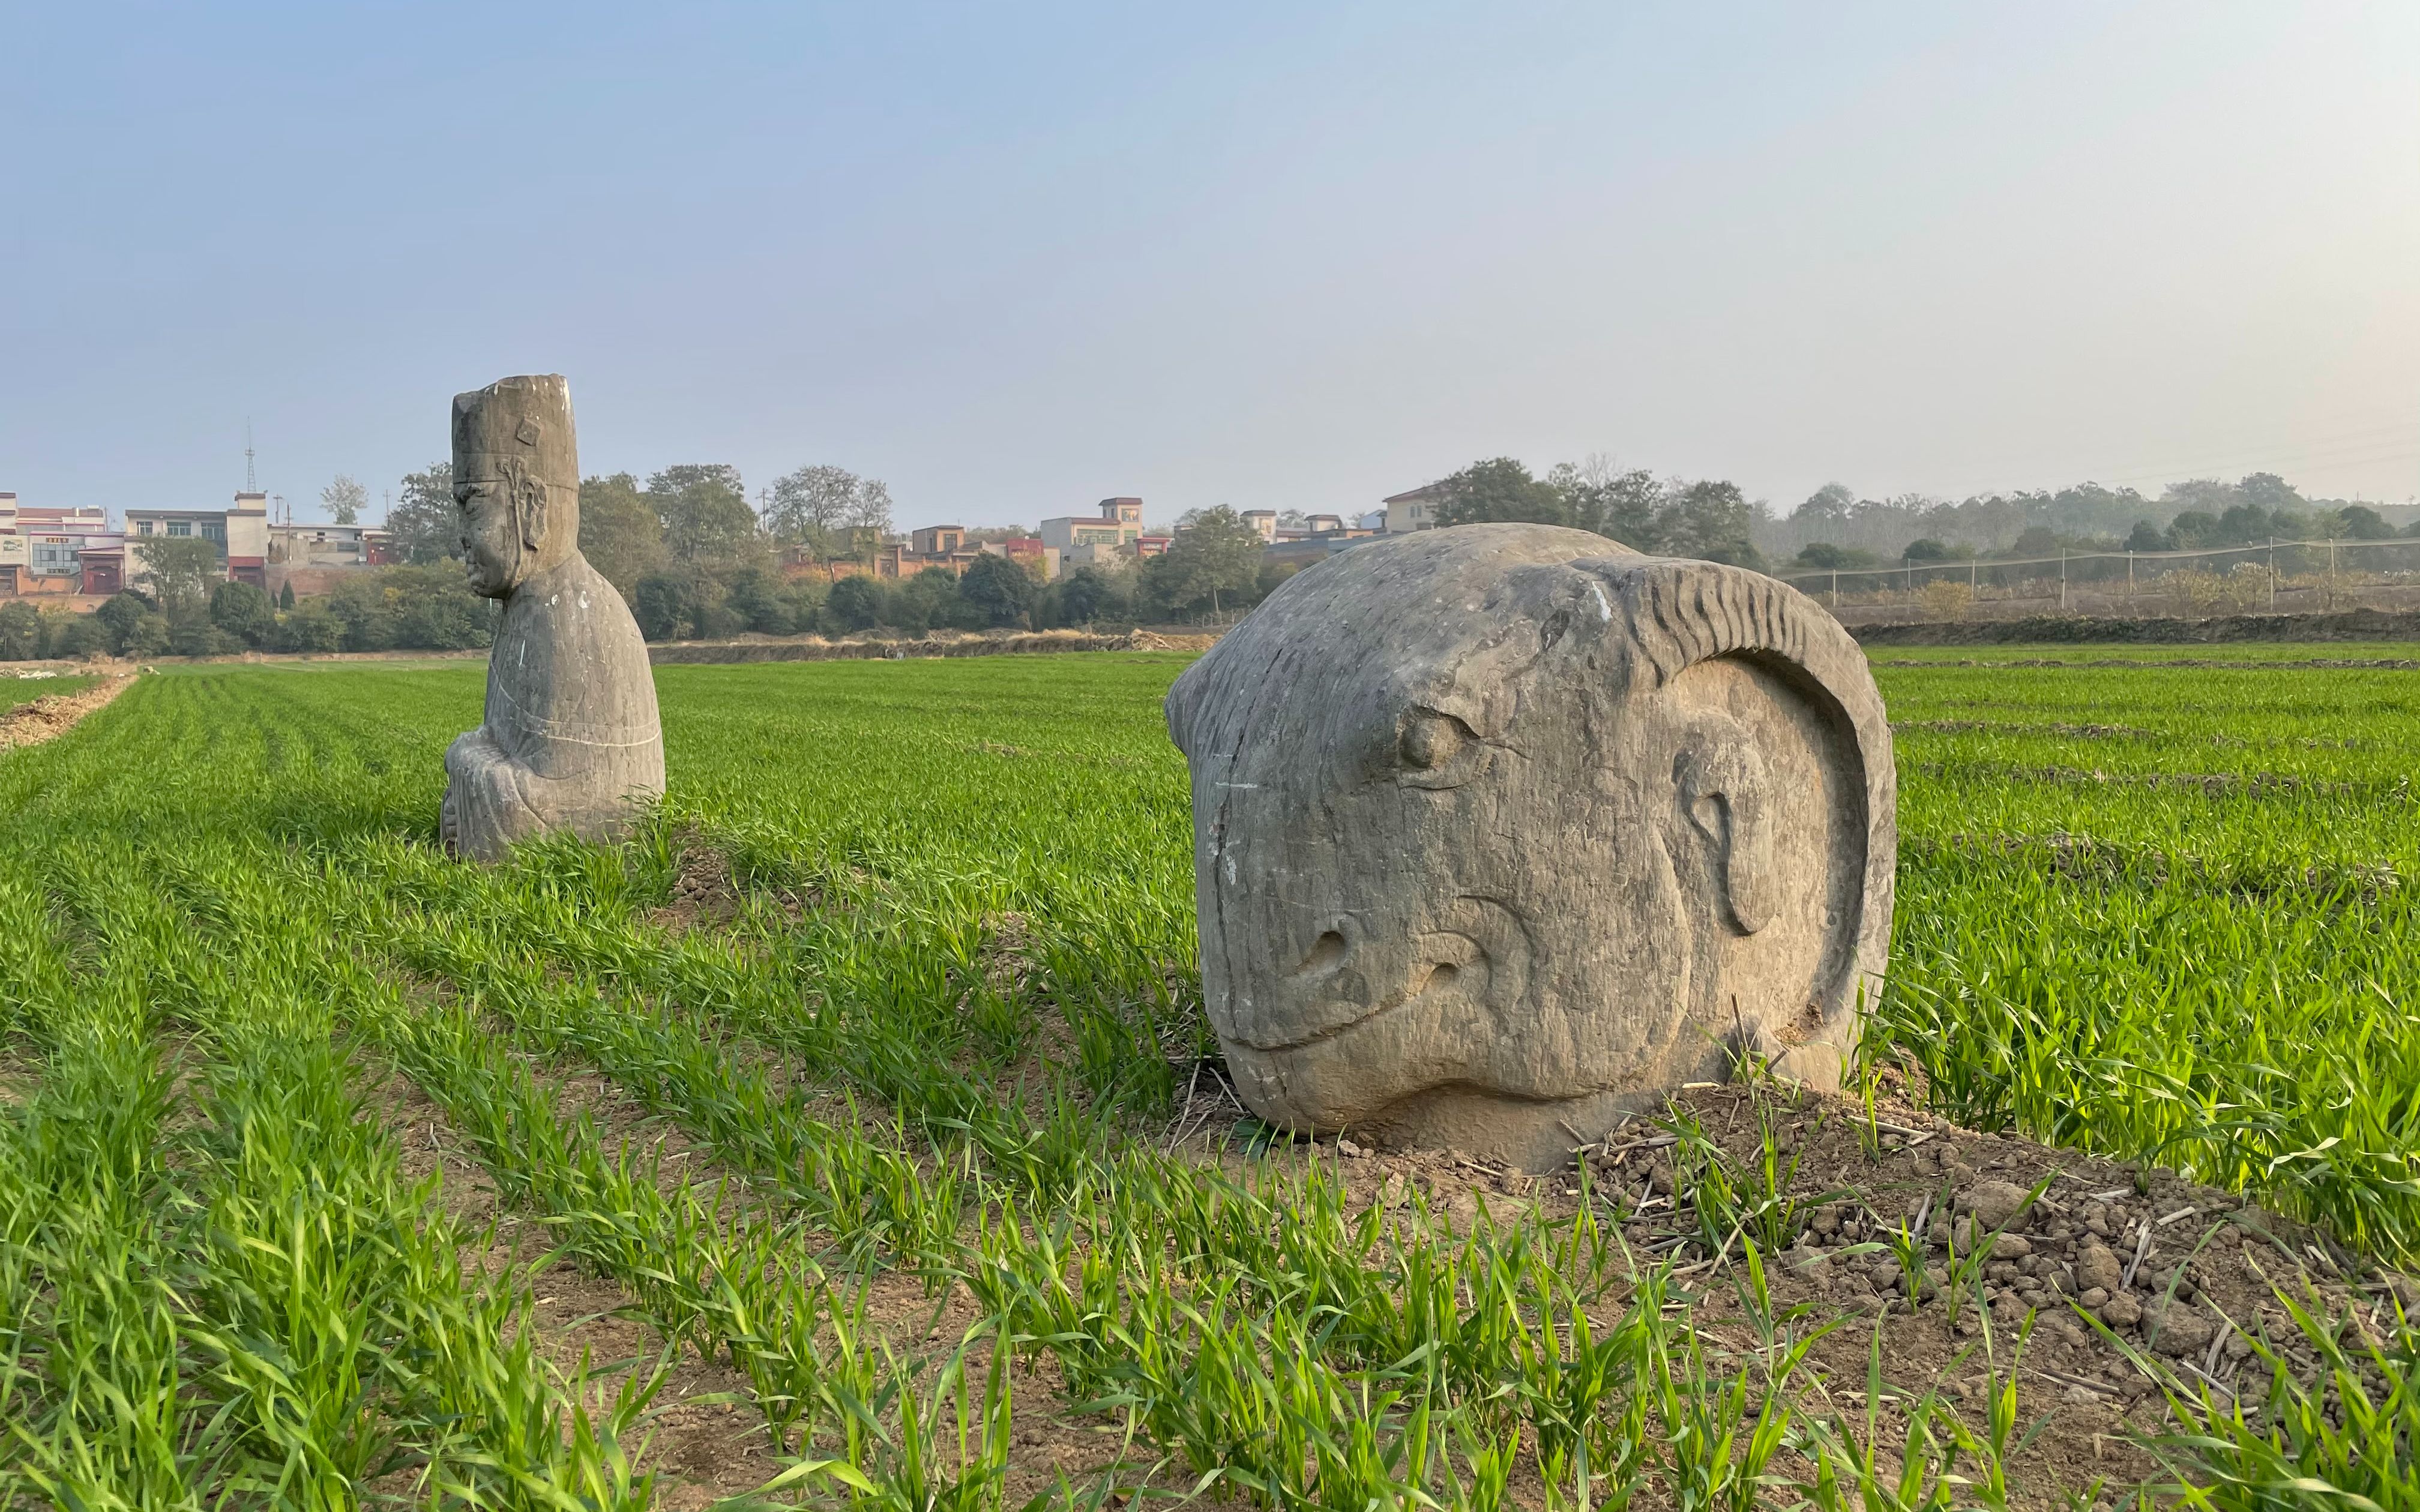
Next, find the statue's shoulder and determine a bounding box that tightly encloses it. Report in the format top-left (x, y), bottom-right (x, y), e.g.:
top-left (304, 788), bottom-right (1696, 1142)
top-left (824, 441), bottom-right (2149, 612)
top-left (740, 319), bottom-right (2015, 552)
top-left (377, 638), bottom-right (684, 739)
top-left (490, 556), bottom-right (658, 743)
top-left (559, 554), bottom-right (651, 661)
top-left (508, 556), bottom-right (648, 664)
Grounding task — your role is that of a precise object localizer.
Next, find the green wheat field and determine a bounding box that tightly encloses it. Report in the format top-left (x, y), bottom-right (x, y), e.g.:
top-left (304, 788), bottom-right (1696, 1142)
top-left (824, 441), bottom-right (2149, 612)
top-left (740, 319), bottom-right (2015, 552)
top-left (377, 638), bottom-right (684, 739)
top-left (4, 647), bottom-right (2419, 1509)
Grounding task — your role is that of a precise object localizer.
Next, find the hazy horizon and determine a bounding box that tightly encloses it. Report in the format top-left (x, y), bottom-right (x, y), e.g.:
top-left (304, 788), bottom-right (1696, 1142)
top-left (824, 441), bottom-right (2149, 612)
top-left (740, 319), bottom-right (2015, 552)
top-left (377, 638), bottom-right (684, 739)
top-left (4, 2), bottom-right (2412, 529)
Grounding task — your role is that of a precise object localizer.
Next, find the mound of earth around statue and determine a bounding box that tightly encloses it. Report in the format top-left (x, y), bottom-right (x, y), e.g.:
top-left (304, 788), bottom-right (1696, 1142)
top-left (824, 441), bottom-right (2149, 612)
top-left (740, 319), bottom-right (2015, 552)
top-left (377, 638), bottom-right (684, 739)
top-left (1187, 1075), bottom-right (2391, 1504)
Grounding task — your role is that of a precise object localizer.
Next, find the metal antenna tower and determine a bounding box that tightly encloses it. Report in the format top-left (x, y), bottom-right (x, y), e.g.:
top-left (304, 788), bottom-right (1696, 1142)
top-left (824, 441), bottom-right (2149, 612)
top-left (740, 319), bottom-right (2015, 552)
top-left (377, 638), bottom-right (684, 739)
top-left (245, 419), bottom-right (257, 492)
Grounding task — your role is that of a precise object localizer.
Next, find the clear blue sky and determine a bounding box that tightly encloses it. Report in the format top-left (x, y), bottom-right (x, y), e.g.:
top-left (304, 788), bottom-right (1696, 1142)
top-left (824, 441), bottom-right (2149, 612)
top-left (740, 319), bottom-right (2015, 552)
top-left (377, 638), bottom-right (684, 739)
top-left (4, 2), bottom-right (2413, 528)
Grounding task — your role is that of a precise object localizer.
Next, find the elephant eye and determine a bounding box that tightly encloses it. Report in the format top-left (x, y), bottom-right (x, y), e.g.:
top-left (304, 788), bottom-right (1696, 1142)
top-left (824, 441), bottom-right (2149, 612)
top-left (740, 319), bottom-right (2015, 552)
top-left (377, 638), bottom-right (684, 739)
top-left (1398, 710), bottom-right (1490, 790)
top-left (1401, 713), bottom-right (1463, 769)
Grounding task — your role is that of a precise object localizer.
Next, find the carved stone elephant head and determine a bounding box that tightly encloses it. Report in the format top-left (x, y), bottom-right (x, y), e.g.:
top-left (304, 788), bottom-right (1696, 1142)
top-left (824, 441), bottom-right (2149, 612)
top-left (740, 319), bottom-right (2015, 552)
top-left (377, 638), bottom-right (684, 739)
top-left (1166, 523), bottom-right (1896, 1169)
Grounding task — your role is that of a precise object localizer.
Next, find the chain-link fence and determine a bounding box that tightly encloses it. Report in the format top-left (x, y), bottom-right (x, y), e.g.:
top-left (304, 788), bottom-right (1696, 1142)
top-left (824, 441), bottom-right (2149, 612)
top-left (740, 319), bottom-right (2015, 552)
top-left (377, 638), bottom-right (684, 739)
top-left (1775, 538), bottom-right (2420, 625)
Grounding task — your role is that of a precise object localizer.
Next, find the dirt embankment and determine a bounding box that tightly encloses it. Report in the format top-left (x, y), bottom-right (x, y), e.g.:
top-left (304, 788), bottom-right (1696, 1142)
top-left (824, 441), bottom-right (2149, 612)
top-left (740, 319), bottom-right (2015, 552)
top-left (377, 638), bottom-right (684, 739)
top-left (0, 673), bottom-right (137, 750)
top-left (1853, 606), bottom-right (2420, 646)
top-left (647, 628), bottom-right (1217, 664)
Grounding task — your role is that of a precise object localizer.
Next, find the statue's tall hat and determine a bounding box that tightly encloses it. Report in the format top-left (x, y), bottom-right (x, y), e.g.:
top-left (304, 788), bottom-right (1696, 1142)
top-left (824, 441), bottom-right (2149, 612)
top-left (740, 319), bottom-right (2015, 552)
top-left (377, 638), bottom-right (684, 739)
top-left (452, 374), bottom-right (577, 490)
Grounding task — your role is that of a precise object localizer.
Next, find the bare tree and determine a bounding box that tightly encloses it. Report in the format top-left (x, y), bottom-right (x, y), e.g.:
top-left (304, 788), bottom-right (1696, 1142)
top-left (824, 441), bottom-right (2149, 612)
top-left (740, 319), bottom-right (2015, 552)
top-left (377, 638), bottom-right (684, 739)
top-left (847, 477), bottom-right (894, 541)
top-left (761, 466), bottom-right (894, 560)
top-left (321, 473), bottom-right (369, 525)
top-left (760, 465), bottom-right (862, 559)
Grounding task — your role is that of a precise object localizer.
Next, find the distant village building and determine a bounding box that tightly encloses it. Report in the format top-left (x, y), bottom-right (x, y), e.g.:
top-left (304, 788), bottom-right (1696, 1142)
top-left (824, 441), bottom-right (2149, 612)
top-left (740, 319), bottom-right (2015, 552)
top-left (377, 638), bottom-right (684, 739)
top-left (1250, 506), bottom-right (1380, 572)
top-left (811, 502), bottom-right (1163, 586)
top-left (1041, 498), bottom-right (1145, 555)
top-left (0, 495), bottom-right (113, 597)
top-left (1269, 513), bottom-right (1352, 543)
top-left (994, 537), bottom-right (1051, 576)
top-left (266, 521), bottom-right (393, 597)
top-left (1035, 498), bottom-right (1153, 578)
top-left (1382, 482), bottom-right (1448, 533)
top-left (871, 543), bottom-right (974, 578)
top-left (74, 535), bottom-right (125, 596)
top-left (127, 493), bottom-right (272, 590)
top-left (2, 490), bottom-right (389, 605)
top-left (1264, 526), bottom-right (1380, 571)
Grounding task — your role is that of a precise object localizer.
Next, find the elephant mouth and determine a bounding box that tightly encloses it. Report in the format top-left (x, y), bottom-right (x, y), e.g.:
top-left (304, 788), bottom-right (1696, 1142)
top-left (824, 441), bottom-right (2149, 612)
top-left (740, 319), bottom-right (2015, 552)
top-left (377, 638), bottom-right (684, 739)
top-left (1230, 922), bottom-right (1502, 1054)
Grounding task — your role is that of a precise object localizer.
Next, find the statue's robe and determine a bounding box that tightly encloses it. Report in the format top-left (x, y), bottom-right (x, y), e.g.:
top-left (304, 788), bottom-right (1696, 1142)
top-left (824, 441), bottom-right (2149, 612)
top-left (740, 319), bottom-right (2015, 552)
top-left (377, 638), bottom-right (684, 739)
top-left (441, 553), bottom-right (664, 860)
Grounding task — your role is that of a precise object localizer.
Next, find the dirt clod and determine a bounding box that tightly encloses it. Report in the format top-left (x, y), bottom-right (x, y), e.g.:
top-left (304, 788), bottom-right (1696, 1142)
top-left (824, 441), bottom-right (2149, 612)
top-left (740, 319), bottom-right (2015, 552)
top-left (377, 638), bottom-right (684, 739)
top-left (1957, 1177), bottom-right (2032, 1229)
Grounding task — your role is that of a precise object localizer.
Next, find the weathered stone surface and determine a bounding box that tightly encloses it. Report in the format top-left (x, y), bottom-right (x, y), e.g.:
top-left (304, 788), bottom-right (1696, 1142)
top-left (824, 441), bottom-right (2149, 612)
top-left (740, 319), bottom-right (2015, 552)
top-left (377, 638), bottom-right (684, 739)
top-left (440, 375), bottom-right (664, 862)
top-left (2075, 1243), bottom-right (2125, 1297)
top-left (1956, 1179), bottom-right (2033, 1231)
top-left (1166, 524), bottom-right (1896, 1170)
top-left (2146, 1300), bottom-right (2215, 1357)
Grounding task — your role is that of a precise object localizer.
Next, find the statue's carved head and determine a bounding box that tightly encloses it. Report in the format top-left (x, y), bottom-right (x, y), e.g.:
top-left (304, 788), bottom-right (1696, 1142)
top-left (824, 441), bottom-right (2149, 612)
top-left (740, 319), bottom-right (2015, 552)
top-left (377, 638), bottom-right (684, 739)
top-left (451, 374), bottom-right (582, 598)
top-left (1166, 524), bottom-right (1896, 1168)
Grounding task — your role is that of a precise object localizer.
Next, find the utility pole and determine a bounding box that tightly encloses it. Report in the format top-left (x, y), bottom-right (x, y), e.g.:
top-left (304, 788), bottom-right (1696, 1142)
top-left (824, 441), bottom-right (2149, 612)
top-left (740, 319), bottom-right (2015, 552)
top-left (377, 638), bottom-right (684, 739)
top-left (2059, 551), bottom-right (2067, 612)
top-left (2127, 551), bottom-right (2134, 598)
top-left (2269, 538), bottom-right (2277, 609)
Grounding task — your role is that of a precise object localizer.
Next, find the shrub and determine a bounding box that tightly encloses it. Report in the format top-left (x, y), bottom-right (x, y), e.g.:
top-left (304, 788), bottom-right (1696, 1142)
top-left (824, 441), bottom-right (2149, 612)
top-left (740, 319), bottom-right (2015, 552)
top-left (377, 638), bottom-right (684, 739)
top-left (325, 565), bottom-right (492, 652)
top-left (167, 617), bottom-right (235, 658)
top-left (55, 613), bottom-right (115, 661)
top-left (123, 613), bottom-right (171, 657)
top-left (1, 600), bottom-right (44, 660)
top-left (1918, 579), bottom-right (1973, 620)
top-left (94, 591), bottom-right (155, 653)
top-left (327, 575), bottom-right (399, 650)
top-left (722, 566), bottom-right (796, 636)
top-left (394, 589), bottom-right (492, 650)
top-left (274, 606), bottom-right (347, 653)
top-left (2165, 566), bottom-right (2268, 616)
top-left (632, 569), bottom-right (730, 641)
top-left (696, 599), bottom-right (747, 638)
top-left (957, 553), bottom-right (1034, 628)
top-left (208, 580), bottom-right (278, 647)
top-left (895, 566), bottom-right (974, 634)
top-left (1047, 566), bottom-right (1127, 626)
top-left (826, 575), bottom-right (882, 632)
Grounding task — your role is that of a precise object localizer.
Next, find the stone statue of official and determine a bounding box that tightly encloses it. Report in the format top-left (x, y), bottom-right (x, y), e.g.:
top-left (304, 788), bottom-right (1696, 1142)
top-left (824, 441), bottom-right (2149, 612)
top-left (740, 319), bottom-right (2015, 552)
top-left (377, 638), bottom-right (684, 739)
top-left (440, 374), bottom-right (665, 861)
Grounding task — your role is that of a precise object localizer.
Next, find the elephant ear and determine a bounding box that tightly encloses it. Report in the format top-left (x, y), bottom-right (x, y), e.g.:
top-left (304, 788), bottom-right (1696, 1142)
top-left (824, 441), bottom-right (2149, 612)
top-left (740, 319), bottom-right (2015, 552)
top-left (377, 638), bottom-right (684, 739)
top-left (1673, 711), bottom-right (1775, 935)
top-left (1569, 551), bottom-right (1898, 1033)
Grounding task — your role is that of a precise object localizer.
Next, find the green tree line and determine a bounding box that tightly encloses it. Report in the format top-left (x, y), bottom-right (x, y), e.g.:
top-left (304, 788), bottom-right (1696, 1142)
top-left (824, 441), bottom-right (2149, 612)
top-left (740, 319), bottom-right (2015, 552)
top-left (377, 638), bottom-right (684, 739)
top-left (1777, 472), bottom-right (2407, 570)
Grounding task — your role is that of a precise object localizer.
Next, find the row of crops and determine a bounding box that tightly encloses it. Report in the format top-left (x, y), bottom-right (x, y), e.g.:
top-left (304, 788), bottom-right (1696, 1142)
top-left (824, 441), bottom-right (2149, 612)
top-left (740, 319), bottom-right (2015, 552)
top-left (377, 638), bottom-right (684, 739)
top-left (1874, 650), bottom-right (2420, 1259)
top-left (1, 649), bottom-right (2416, 1505)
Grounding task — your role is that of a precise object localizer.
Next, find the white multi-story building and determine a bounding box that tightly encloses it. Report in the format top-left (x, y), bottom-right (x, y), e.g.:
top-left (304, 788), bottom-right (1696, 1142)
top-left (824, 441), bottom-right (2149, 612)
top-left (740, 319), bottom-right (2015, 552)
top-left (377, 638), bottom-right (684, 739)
top-left (125, 493), bottom-right (273, 590)
top-left (1037, 498), bottom-right (1147, 577)
top-left (1040, 497), bottom-right (1145, 553)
